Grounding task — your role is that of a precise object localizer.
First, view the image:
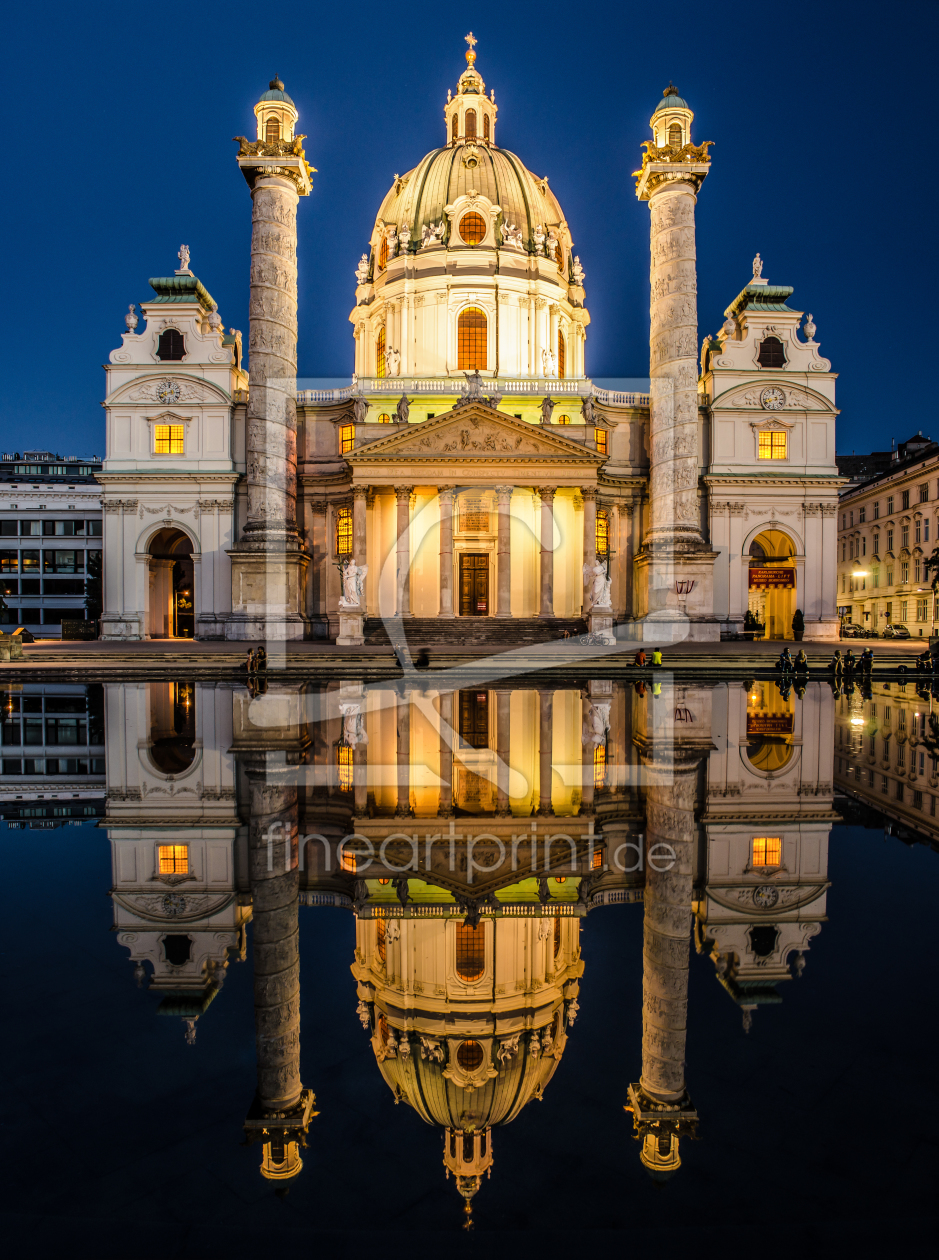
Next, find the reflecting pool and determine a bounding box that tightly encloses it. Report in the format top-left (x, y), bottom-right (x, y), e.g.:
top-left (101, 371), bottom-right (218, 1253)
top-left (2, 675), bottom-right (938, 1251)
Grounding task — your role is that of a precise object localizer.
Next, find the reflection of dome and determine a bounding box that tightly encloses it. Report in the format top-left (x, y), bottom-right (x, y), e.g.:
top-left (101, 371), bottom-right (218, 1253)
top-left (746, 736), bottom-right (794, 772)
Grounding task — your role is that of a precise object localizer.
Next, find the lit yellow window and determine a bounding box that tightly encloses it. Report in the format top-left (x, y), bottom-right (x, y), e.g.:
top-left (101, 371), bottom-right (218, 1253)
top-left (592, 845), bottom-right (603, 870)
top-left (154, 424), bottom-right (185, 455)
top-left (593, 744), bottom-right (607, 788)
top-left (340, 424), bottom-right (354, 455)
top-left (158, 844), bottom-right (188, 874)
top-left (376, 325), bottom-right (386, 376)
top-left (377, 413), bottom-right (392, 424)
top-left (555, 414), bottom-right (571, 425)
top-left (337, 743), bottom-right (353, 791)
top-left (377, 916), bottom-right (387, 963)
top-left (758, 430), bottom-right (787, 460)
top-left (595, 510), bottom-right (610, 556)
top-left (595, 427), bottom-right (608, 455)
top-left (752, 836), bottom-right (781, 867)
top-left (336, 506), bottom-right (353, 555)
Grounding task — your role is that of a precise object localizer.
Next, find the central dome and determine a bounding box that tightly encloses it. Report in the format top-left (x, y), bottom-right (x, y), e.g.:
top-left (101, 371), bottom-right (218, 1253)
top-left (350, 41), bottom-right (590, 382)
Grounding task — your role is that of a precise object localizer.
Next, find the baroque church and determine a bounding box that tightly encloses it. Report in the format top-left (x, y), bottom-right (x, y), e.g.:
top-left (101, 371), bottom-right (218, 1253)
top-left (98, 38), bottom-right (841, 644)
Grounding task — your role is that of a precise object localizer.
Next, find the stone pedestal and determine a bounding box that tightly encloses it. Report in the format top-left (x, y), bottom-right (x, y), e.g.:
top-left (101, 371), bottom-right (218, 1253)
top-left (587, 605), bottom-right (614, 643)
top-left (227, 550), bottom-right (310, 641)
top-left (337, 606), bottom-right (365, 646)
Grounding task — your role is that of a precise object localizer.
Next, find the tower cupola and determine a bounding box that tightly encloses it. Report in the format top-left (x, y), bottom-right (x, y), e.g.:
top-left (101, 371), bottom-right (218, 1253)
top-left (254, 75), bottom-right (298, 145)
top-left (444, 33), bottom-right (498, 146)
top-left (650, 82), bottom-right (694, 150)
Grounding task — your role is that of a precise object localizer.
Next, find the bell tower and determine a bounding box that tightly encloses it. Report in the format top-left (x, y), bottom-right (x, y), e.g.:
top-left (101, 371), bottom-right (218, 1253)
top-left (227, 78), bottom-right (315, 641)
top-left (634, 86), bottom-right (719, 641)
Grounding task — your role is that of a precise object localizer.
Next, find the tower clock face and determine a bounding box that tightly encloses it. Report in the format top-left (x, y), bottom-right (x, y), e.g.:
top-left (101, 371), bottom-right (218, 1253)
top-left (752, 885), bottom-right (779, 909)
top-left (760, 386), bottom-right (786, 411)
top-left (157, 378), bottom-right (181, 405)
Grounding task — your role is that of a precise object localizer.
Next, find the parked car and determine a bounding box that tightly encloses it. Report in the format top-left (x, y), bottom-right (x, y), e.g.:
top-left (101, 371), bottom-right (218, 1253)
top-left (882, 623), bottom-right (912, 639)
top-left (841, 623), bottom-right (869, 638)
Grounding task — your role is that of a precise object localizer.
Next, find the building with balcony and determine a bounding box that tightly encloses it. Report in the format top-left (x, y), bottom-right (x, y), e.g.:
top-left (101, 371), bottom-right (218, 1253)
top-left (0, 449), bottom-right (102, 637)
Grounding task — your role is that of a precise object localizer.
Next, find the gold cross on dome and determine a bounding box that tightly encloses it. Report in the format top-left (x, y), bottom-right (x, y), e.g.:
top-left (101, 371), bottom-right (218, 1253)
top-left (465, 32), bottom-right (477, 50)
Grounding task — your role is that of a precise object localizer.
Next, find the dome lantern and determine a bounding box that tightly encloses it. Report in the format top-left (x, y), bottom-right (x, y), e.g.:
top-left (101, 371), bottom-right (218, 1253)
top-left (254, 75), bottom-right (299, 146)
top-left (650, 82), bottom-right (694, 150)
top-left (444, 33), bottom-right (497, 147)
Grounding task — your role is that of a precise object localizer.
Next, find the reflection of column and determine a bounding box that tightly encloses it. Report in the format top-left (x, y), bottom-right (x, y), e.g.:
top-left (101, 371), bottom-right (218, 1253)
top-left (539, 488), bottom-right (556, 619)
top-left (353, 486), bottom-right (368, 569)
top-left (581, 696), bottom-right (595, 812)
top-left (495, 486), bottom-right (513, 618)
top-left (496, 690), bottom-right (511, 815)
top-left (395, 690), bottom-right (413, 817)
top-left (581, 487), bottom-right (597, 613)
top-left (438, 690), bottom-right (453, 816)
top-left (354, 737), bottom-right (368, 816)
top-left (617, 504), bottom-right (633, 621)
top-left (537, 688), bottom-right (554, 815)
top-left (438, 486), bottom-right (455, 618)
top-left (395, 486), bottom-right (412, 617)
top-left (627, 747), bottom-right (700, 1177)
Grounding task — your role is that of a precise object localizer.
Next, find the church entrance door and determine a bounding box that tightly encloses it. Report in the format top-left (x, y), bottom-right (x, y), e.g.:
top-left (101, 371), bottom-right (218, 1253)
top-left (459, 554), bottom-right (489, 616)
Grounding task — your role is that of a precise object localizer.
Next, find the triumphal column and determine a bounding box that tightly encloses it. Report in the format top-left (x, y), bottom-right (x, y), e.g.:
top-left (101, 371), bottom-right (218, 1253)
top-left (228, 78), bottom-right (314, 640)
top-left (634, 86), bottom-right (718, 641)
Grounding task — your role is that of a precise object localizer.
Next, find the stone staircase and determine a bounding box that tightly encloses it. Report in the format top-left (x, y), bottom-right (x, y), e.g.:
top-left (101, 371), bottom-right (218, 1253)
top-left (363, 617), bottom-right (586, 648)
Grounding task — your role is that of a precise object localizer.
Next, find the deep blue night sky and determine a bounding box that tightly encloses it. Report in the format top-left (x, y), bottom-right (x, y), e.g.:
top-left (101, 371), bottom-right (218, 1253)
top-left (2, 0), bottom-right (934, 458)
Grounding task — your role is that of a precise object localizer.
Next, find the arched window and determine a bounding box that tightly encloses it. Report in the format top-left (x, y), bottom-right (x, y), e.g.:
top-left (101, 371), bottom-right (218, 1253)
top-left (483, 114), bottom-right (490, 141)
top-left (457, 306), bottom-right (487, 370)
top-left (459, 211), bottom-right (486, 244)
top-left (757, 335), bottom-right (786, 368)
top-left (377, 235), bottom-right (388, 271)
top-left (376, 326), bottom-right (386, 377)
top-left (377, 917), bottom-right (387, 963)
top-left (465, 109), bottom-right (477, 139)
top-left (455, 920), bottom-right (484, 980)
top-left (337, 744), bottom-right (353, 791)
top-left (557, 330), bottom-right (566, 378)
top-left (377, 412), bottom-right (392, 424)
top-left (156, 329), bottom-right (185, 361)
top-left (668, 122), bottom-right (682, 148)
top-left (595, 509), bottom-right (610, 555)
top-left (553, 915), bottom-right (561, 958)
top-left (265, 116), bottom-right (281, 145)
top-left (452, 113), bottom-right (459, 143)
top-left (335, 506), bottom-right (353, 555)
top-left (555, 414), bottom-right (571, 424)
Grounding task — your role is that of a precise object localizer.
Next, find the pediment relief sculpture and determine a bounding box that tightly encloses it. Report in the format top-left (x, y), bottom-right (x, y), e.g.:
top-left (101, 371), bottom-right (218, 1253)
top-left (111, 376), bottom-right (230, 406)
top-left (715, 383), bottom-right (833, 413)
top-left (348, 405), bottom-right (602, 463)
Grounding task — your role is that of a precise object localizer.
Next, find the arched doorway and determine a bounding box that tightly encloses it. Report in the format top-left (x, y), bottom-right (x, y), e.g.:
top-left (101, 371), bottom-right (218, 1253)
top-left (149, 681), bottom-right (196, 773)
top-left (148, 528), bottom-right (195, 639)
top-left (747, 529), bottom-right (796, 640)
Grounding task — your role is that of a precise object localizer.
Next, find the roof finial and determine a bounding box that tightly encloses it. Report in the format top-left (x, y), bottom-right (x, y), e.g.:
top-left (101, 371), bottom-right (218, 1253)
top-left (664, 82), bottom-right (678, 97)
top-left (464, 31), bottom-right (477, 65)
top-left (270, 74), bottom-right (284, 91)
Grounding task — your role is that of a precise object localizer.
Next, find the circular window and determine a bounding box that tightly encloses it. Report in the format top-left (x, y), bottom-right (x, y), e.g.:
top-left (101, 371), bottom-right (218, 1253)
top-left (457, 1039), bottom-right (484, 1071)
top-left (556, 414), bottom-right (571, 424)
top-left (378, 413), bottom-right (392, 424)
top-left (459, 212), bottom-right (487, 245)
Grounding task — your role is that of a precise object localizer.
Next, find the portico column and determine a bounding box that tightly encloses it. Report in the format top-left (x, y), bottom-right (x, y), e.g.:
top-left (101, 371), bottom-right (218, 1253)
top-left (438, 690), bottom-right (454, 816)
top-left (581, 487), bottom-right (597, 614)
top-left (395, 486), bottom-right (413, 617)
top-left (537, 688), bottom-right (554, 816)
top-left (496, 690), bottom-right (511, 815)
top-left (438, 486), bottom-right (455, 618)
top-left (581, 692), bottom-right (595, 812)
top-left (395, 689), bottom-right (413, 817)
top-left (353, 486), bottom-right (368, 568)
top-left (618, 503), bottom-right (634, 620)
top-left (539, 487), bottom-right (557, 619)
top-left (495, 485), bottom-right (513, 617)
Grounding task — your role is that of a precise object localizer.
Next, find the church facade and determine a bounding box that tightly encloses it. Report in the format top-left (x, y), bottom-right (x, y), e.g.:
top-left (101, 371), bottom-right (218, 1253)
top-left (99, 42), bottom-right (841, 644)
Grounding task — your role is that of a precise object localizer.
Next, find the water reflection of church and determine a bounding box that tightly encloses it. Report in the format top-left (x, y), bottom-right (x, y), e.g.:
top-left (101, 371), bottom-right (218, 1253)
top-left (102, 675), bottom-right (837, 1214)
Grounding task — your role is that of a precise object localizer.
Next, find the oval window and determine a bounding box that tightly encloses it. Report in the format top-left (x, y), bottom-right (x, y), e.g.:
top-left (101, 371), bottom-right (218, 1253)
top-left (459, 212), bottom-right (486, 245)
top-left (457, 1039), bottom-right (484, 1071)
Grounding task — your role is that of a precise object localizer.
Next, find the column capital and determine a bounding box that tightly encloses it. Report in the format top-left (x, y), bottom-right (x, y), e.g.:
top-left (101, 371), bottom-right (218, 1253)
top-left (618, 502), bottom-right (635, 517)
top-left (538, 486), bottom-right (557, 503)
top-left (395, 485), bottom-right (414, 503)
top-left (437, 484), bottom-right (456, 496)
top-left (495, 485), bottom-right (514, 501)
top-left (581, 485), bottom-right (598, 502)
top-left (353, 484), bottom-right (369, 502)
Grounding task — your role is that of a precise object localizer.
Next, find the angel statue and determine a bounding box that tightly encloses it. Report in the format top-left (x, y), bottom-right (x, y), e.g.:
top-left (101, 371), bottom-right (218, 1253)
top-left (177, 244), bottom-right (191, 274)
top-left (583, 558), bottom-right (612, 610)
top-left (339, 560), bottom-right (368, 608)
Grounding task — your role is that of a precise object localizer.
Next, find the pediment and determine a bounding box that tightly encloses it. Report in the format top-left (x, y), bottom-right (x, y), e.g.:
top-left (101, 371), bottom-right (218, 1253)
top-left (348, 404), bottom-right (603, 464)
top-left (106, 373), bottom-right (231, 407)
top-left (711, 382), bottom-right (834, 413)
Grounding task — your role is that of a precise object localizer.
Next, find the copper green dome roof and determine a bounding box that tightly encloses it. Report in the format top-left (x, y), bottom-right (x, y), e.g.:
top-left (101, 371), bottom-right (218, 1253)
top-left (373, 142), bottom-right (568, 253)
top-left (653, 83), bottom-right (690, 114)
top-left (259, 75), bottom-right (295, 107)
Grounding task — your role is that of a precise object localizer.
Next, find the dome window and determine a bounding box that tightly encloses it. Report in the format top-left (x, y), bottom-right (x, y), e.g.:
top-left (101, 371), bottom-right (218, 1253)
top-left (455, 920), bottom-right (485, 980)
top-left (483, 115), bottom-right (490, 142)
top-left (458, 307), bottom-right (487, 371)
top-left (459, 212), bottom-right (486, 245)
top-left (377, 917), bottom-right (387, 963)
top-left (668, 122), bottom-right (682, 148)
top-left (265, 117), bottom-right (281, 145)
top-left (376, 327), bottom-right (386, 378)
top-left (465, 109), bottom-right (477, 139)
top-left (553, 915), bottom-right (562, 958)
top-left (156, 329), bottom-right (185, 361)
top-left (457, 1040), bottom-right (484, 1071)
top-left (757, 335), bottom-right (786, 368)
top-left (557, 330), bottom-right (566, 378)
top-left (452, 114), bottom-right (459, 144)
